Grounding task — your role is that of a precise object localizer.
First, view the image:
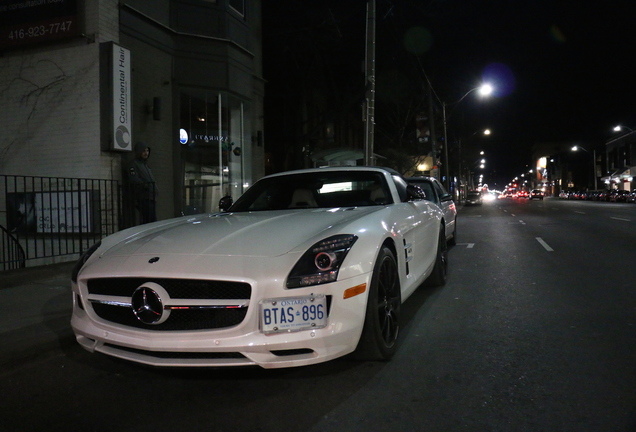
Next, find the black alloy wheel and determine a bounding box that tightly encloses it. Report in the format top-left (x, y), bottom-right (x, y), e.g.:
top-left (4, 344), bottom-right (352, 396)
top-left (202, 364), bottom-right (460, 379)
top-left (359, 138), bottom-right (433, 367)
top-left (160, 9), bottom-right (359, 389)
top-left (448, 218), bottom-right (457, 246)
top-left (426, 225), bottom-right (448, 287)
top-left (354, 246), bottom-right (401, 360)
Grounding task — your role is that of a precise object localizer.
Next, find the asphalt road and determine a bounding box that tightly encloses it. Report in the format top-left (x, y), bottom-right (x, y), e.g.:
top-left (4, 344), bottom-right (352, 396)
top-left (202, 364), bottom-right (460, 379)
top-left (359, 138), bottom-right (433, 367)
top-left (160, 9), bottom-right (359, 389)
top-left (1, 197), bottom-right (635, 432)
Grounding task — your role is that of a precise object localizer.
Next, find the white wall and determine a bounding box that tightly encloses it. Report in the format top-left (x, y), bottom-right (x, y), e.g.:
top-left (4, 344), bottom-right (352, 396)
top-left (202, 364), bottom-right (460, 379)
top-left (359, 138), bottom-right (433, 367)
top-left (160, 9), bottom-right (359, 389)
top-left (0, 0), bottom-right (121, 180)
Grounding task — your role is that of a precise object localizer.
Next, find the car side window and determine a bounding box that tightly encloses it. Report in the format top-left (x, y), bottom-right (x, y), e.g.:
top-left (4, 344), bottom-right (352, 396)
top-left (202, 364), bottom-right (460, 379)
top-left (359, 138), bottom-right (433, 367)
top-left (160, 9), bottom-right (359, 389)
top-left (418, 182), bottom-right (437, 204)
top-left (391, 175), bottom-right (409, 202)
top-left (431, 181), bottom-right (448, 202)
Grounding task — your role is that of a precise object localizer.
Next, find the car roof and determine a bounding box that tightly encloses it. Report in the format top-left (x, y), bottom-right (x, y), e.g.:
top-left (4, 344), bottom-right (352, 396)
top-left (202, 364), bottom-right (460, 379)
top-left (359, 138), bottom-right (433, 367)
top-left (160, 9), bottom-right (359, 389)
top-left (264, 166), bottom-right (399, 179)
top-left (405, 176), bottom-right (436, 182)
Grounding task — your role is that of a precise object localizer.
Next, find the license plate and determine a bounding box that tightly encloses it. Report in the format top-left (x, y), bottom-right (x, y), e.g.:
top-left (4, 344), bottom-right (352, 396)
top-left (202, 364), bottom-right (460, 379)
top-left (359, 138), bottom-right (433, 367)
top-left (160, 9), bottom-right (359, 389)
top-left (260, 295), bottom-right (327, 334)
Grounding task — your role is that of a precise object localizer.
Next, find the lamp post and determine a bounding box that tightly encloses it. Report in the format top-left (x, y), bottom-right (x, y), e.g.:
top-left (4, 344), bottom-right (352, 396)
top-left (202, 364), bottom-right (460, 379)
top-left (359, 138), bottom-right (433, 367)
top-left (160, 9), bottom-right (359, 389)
top-left (613, 125), bottom-right (634, 134)
top-left (442, 83), bottom-right (493, 190)
top-left (571, 145), bottom-right (597, 190)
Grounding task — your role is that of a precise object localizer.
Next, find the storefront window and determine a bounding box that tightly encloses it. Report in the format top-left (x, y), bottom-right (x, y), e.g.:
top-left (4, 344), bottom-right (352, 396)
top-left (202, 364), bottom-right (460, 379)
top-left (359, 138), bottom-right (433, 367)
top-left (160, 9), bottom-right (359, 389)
top-left (180, 91), bottom-right (250, 214)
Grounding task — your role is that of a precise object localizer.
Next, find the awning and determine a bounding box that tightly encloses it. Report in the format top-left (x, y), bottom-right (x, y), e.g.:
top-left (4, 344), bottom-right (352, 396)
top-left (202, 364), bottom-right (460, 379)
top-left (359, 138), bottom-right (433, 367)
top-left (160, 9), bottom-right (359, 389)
top-left (601, 167), bottom-right (633, 183)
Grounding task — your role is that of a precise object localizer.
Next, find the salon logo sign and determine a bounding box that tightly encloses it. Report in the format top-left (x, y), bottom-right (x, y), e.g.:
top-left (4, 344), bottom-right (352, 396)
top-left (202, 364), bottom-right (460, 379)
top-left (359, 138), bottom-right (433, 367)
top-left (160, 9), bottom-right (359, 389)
top-left (112, 43), bottom-right (132, 151)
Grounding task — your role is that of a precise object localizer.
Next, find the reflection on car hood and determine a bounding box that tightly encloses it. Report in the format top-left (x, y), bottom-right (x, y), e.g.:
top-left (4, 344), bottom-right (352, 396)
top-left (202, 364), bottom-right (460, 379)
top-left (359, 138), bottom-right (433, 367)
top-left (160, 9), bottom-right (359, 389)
top-left (102, 208), bottom-right (382, 258)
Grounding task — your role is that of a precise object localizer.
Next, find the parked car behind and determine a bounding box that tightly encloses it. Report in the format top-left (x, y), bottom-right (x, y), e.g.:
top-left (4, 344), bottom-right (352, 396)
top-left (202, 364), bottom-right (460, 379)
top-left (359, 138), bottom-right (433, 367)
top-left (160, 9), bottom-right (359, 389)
top-left (609, 190), bottom-right (630, 202)
top-left (597, 190), bottom-right (610, 201)
top-left (406, 176), bottom-right (457, 245)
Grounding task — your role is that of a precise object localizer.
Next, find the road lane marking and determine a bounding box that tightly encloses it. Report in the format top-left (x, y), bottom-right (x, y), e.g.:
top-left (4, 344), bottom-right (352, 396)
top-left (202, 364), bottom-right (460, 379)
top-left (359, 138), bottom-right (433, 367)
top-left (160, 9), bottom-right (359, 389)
top-left (536, 237), bottom-right (554, 252)
top-left (456, 243), bottom-right (475, 248)
top-left (574, 211), bottom-right (586, 214)
top-left (519, 220), bottom-right (526, 225)
top-left (610, 217), bottom-right (631, 222)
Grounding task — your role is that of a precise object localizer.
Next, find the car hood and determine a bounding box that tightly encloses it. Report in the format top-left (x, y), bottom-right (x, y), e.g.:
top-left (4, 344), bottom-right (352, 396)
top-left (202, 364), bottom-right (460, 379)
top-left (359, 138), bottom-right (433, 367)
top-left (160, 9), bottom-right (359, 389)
top-left (101, 208), bottom-right (382, 258)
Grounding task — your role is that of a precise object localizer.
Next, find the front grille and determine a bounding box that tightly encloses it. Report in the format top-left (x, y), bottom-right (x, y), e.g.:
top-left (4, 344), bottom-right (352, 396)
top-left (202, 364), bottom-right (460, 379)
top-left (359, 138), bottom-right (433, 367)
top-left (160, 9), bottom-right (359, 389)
top-left (86, 278), bottom-right (251, 331)
top-left (88, 278), bottom-right (251, 299)
top-left (92, 303), bottom-right (248, 331)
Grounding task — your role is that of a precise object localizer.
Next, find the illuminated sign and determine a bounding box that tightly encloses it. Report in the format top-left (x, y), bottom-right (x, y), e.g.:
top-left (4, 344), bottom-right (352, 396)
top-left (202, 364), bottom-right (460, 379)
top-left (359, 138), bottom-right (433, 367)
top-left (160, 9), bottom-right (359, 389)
top-left (180, 128), bottom-right (189, 145)
top-left (111, 43), bottom-right (132, 151)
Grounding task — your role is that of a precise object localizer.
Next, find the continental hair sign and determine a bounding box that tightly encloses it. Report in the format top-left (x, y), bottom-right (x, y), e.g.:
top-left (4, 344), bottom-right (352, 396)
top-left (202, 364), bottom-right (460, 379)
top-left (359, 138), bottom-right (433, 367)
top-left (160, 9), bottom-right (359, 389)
top-left (109, 43), bottom-right (132, 152)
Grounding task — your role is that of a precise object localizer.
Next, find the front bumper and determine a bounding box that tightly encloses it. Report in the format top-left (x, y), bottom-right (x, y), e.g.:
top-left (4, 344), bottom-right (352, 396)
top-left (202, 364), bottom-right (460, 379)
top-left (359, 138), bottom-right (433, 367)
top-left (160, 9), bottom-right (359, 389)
top-left (71, 273), bottom-right (371, 369)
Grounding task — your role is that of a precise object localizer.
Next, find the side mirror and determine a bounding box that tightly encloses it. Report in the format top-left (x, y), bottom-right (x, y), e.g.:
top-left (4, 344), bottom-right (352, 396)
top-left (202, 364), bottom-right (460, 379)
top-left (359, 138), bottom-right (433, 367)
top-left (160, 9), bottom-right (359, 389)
top-left (406, 184), bottom-right (426, 201)
top-left (440, 193), bottom-right (453, 202)
top-left (219, 196), bottom-right (233, 212)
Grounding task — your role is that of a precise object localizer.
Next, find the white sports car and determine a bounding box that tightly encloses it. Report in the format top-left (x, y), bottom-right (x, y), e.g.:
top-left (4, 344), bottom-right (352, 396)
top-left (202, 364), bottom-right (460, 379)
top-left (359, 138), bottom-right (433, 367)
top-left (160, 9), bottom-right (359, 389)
top-left (71, 167), bottom-right (448, 369)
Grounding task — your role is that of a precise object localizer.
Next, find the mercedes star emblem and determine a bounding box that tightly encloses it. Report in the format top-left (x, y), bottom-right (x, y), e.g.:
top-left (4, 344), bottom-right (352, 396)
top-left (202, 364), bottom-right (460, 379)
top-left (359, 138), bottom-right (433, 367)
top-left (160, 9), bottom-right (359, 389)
top-left (131, 284), bottom-right (170, 325)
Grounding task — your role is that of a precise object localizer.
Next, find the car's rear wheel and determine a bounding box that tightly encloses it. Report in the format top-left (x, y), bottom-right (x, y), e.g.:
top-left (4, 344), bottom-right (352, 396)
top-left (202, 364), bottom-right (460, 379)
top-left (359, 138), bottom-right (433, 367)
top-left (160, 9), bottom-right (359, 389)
top-left (426, 225), bottom-right (448, 287)
top-left (354, 246), bottom-right (401, 361)
top-left (448, 218), bottom-right (457, 246)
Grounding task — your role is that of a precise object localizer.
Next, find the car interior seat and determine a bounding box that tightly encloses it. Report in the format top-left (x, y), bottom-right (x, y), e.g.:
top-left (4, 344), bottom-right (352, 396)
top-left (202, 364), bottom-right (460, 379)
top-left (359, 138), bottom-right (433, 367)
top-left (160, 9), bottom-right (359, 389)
top-left (368, 184), bottom-right (387, 204)
top-left (289, 188), bottom-right (318, 208)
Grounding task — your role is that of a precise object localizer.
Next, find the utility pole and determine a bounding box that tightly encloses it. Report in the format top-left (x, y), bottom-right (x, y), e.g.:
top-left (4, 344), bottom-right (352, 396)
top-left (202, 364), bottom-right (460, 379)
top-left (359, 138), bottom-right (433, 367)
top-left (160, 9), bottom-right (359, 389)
top-left (364, 0), bottom-right (376, 166)
top-left (428, 82), bottom-right (437, 179)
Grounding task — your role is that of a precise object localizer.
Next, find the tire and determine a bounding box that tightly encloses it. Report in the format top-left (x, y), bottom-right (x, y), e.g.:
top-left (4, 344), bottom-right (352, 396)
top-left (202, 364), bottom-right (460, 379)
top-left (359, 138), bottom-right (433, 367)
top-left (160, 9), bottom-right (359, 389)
top-left (354, 246), bottom-right (401, 361)
top-left (448, 218), bottom-right (457, 246)
top-left (426, 225), bottom-right (448, 287)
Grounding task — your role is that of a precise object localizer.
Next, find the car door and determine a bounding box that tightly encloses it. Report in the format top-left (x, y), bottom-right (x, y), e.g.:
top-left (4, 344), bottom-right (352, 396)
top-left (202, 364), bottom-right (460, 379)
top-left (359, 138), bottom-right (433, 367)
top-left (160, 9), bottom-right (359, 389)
top-left (390, 176), bottom-right (439, 292)
top-left (431, 180), bottom-right (455, 237)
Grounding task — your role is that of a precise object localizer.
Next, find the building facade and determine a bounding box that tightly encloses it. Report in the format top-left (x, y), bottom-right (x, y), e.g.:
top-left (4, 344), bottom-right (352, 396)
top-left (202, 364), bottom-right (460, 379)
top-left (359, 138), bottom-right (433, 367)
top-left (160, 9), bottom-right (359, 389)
top-left (0, 0), bottom-right (263, 268)
top-left (604, 131), bottom-right (634, 191)
top-left (0, 0), bottom-right (264, 220)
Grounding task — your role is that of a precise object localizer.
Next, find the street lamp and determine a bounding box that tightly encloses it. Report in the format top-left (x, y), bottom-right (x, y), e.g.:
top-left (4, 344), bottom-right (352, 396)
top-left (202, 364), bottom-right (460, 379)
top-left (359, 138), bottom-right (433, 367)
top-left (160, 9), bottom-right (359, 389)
top-left (613, 125), bottom-right (634, 133)
top-left (571, 145), bottom-right (597, 190)
top-left (442, 83), bottom-right (494, 189)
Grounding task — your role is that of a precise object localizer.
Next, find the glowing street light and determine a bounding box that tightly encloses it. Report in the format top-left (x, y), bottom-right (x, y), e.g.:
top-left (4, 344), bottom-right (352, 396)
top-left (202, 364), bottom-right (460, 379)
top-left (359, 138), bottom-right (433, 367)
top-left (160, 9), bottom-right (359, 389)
top-left (613, 125), bottom-right (634, 133)
top-left (478, 83), bottom-right (493, 97)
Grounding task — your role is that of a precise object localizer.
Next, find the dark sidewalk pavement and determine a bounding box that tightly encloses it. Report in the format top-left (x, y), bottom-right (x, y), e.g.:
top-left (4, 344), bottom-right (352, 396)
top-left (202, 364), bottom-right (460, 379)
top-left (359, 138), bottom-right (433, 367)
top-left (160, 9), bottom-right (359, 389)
top-left (0, 261), bottom-right (77, 368)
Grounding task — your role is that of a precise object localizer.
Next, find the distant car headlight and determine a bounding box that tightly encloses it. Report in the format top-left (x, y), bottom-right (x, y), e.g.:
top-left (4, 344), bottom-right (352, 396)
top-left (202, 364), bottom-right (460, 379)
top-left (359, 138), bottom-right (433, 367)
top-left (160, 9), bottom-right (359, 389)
top-left (286, 235), bottom-right (358, 288)
top-left (71, 241), bottom-right (101, 283)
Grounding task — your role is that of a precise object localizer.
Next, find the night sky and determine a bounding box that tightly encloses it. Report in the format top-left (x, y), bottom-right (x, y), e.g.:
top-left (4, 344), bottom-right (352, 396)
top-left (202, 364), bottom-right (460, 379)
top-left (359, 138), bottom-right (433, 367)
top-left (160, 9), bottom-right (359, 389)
top-left (263, 1), bottom-right (636, 186)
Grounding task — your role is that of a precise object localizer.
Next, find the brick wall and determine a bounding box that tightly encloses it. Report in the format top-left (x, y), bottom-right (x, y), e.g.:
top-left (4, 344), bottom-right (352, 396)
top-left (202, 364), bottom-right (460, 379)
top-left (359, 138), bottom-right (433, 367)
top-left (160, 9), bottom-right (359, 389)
top-left (0, 0), bottom-right (122, 181)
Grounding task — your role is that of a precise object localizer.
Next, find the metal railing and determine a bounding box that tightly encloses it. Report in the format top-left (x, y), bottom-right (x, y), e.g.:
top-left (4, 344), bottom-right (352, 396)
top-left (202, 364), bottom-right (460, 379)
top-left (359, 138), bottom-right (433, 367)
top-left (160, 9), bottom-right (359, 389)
top-left (0, 224), bottom-right (25, 271)
top-left (0, 175), bottom-right (124, 270)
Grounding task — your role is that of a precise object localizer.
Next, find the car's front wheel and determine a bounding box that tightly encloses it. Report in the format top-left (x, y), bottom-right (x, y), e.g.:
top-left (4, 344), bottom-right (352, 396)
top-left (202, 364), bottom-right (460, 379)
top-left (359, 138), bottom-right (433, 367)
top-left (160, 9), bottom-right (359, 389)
top-left (354, 246), bottom-right (401, 361)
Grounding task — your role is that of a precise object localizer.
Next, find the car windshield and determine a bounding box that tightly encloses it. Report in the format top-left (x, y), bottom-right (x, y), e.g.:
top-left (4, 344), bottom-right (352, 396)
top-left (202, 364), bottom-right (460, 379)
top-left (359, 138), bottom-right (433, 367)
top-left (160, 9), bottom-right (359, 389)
top-left (229, 171), bottom-right (392, 212)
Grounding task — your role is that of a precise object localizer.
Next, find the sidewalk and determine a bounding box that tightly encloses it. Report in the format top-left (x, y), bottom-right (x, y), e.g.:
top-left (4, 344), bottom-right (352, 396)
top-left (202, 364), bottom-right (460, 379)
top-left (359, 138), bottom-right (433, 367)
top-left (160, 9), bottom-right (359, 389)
top-left (1, 261), bottom-right (75, 290)
top-left (0, 262), bottom-right (77, 368)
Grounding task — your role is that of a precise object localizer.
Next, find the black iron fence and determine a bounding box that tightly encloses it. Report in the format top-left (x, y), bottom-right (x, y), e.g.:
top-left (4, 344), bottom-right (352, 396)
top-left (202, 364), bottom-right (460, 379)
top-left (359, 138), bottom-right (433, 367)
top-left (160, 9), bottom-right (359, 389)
top-left (0, 175), bottom-right (137, 271)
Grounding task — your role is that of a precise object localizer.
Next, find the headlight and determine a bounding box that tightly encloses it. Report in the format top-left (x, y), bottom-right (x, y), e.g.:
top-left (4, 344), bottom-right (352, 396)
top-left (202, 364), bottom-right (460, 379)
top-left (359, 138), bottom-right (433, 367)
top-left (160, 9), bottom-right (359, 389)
top-left (71, 241), bottom-right (101, 283)
top-left (286, 235), bottom-right (357, 288)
